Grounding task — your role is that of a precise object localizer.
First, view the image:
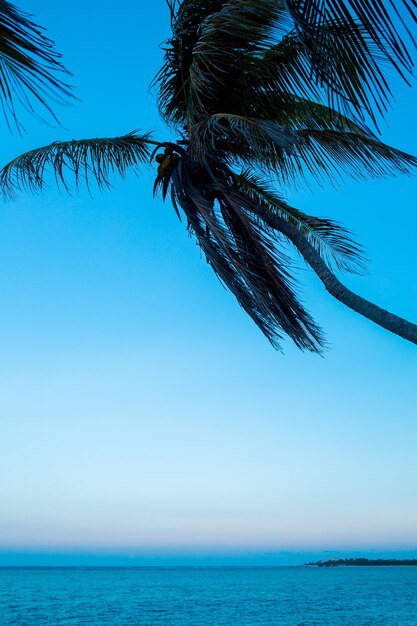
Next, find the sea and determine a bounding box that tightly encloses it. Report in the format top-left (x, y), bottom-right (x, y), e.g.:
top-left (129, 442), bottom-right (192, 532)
top-left (1, 566), bottom-right (417, 625)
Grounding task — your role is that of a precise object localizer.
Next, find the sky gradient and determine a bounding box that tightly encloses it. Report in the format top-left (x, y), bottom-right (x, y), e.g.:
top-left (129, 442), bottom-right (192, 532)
top-left (0, 1), bottom-right (417, 566)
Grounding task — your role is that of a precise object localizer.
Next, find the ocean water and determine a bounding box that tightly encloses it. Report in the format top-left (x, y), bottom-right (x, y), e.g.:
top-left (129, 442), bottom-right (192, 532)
top-left (1, 566), bottom-right (417, 625)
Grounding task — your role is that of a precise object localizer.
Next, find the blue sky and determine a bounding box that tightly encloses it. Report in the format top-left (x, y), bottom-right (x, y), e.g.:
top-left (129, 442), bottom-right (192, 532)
top-left (0, 1), bottom-right (416, 566)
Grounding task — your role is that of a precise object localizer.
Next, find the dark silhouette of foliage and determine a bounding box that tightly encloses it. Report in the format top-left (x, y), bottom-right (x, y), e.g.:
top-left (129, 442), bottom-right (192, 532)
top-left (308, 558), bottom-right (417, 567)
top-left (1, 0), bottom-right (417, 351)
top-left (0, 0), bottom-right (74, 131)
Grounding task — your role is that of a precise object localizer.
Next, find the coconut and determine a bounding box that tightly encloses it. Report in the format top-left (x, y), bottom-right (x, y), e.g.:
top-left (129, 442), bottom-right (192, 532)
top-left (157, 165), bottom-right (166, 178)
top-left (162, 157), bottom-right (172, 169)
top-left (155, 153), bottom-right (165, 163)
top-left (164, 146), bottom-right (173, 156)
top-left (171, 153), bottom-right (180, 163)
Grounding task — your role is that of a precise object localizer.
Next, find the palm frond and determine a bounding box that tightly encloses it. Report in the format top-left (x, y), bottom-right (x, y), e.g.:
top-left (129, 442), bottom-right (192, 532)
top-left (168, 156), bottom-right (325, 352)
top-left (159, 1), bottom-right (417, 130)
top-left (252, 96), bottom-right (374, 136)
top-left (189, 114), bottom-right (417, 186)
top-left (0, 0), bottom-right (74, 130)
top-left (155, 0), bottom-right (290, 126)
top-left (0, 131), bottom-right (153, 198)
top-left (165, 0), bottom-right (180, 26)
top-left (247, 27), bottom-right (386, 125)
top-left (232, 168), bottom-right (365, 273)
top-left (188, 28), bottom-right (323, 124)
top-left (283, 0), bottom-right (417, 122)
top-left (188, 0), bottom-right (288, 117)
top-left (172, 0), bottom-right (227, 30)
top-left (252, 31), bottom-right (321, 103)
top-left (292, 128), bottom-right (417, 184)
top-left (189, 114), bottom-right (299, 169)
top-left (153, 0), bottom-right (228, 126)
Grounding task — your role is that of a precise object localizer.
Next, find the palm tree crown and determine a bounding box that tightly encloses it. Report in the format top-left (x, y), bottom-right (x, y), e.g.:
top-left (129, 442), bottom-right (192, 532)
top-left (1, 0), bottom-right (417, 351)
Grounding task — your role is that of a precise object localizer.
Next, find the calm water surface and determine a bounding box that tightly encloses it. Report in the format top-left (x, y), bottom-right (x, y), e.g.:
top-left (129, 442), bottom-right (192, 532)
top-left (1, 566), bottom-right (417, 625)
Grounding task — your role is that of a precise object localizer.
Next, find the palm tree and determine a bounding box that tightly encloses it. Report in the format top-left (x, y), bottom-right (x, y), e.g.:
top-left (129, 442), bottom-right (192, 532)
top-left (0, 0), bottom-right (73, 131)
top-left (1, 0), bottom-right (417, 352)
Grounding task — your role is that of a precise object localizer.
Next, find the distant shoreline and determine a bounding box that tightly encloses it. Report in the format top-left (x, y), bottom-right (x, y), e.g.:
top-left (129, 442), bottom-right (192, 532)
top-left (306, 558), bottom-right (417, 567)
top-left (1, 561), bottom-right (417, 569)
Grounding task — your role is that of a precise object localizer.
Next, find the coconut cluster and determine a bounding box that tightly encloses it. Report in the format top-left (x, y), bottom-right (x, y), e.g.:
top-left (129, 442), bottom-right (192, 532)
top-left (155, 146), bottom-right (180, 178)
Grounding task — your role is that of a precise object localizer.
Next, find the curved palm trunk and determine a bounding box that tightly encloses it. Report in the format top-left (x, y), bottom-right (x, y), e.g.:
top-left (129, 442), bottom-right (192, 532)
top-left (261, 209), bottom-right (417, 345)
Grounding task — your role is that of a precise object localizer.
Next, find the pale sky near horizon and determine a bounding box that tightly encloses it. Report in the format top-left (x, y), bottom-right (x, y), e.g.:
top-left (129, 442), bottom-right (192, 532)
top-left (0, 1), bottom-right (416, 566)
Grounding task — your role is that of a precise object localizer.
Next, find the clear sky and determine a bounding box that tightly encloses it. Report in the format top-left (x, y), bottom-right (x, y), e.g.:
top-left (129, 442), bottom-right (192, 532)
top-left (0, 1), bottom-right (416, 566)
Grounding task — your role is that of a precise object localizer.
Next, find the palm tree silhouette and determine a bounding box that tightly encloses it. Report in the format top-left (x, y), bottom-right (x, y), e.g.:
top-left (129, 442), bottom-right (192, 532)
top-left (1, 0), bottom-right (417, 352)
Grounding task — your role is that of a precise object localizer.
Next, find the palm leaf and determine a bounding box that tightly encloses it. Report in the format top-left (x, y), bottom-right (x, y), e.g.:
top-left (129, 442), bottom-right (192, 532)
top-left (168, 156), bottom-right (325, 352)
top-left (189, 114), bottom-right (299, 167)
top-left (188, 0), bottom-right (288, 116)
top-left (0, 0), bottom-right (74, 130)
top-left (232, 168), bottom-right (365, 273)
top-left (155, 0), bottom-right (289, 126)
top-left (252, 96), bottom-right (374, 136)
top-left (292, 128), bottom-right (417, 184)
top-left (165, 0), bottom-right (180, 26)
top-left (284, 0), bottom-right (417, 121)
top-left (159, 1), bottom-right (417, 129)
top-left (286, 0), bottom-right (417, 123)
top-left (0, 131), bottom-right (153, 197)
top-left (153, 0), bottom-right (228, 126)
top-left (189, 114), bottom-right (417, 185)
top-left (284, 0), bottom-right (417, 63)
top-left (248, 27), bottom-right (387, 125)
